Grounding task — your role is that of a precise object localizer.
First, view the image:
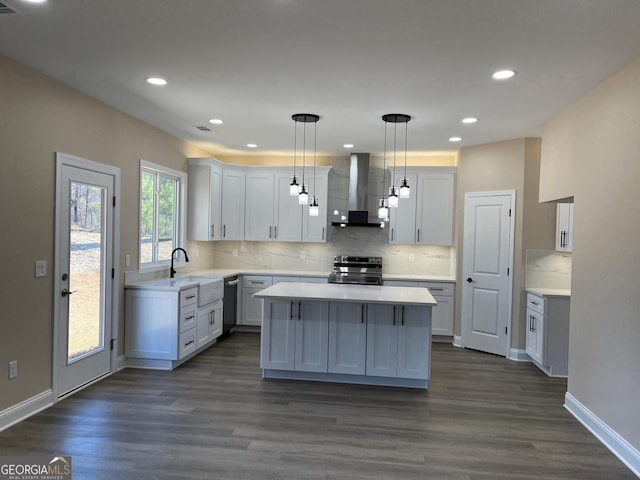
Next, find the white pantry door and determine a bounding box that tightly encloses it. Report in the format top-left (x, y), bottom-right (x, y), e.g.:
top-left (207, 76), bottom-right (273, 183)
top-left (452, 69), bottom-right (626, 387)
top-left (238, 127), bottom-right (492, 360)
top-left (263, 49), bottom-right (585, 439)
top-left (461, 191), bottom-right (514, 356)
top-left (54, 153), bottom-right (120, 398)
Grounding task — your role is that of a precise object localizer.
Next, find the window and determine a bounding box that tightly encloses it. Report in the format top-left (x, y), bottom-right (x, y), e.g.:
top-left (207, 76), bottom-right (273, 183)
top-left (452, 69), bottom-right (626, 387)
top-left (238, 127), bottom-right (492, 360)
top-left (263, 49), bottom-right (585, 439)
top-left (139, 160), bottom-right (187, 269)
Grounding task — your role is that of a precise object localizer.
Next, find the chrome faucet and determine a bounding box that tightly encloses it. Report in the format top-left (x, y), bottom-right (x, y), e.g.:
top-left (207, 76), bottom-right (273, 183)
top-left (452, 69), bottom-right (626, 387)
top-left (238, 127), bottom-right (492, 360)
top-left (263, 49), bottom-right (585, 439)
top-left (170, 247), bottom-right (190, 278)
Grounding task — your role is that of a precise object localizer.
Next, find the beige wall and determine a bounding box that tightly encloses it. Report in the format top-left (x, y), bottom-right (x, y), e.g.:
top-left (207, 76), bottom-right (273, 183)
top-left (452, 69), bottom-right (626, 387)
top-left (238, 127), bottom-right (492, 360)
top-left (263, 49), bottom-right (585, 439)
top-left (0, 55), bottom-right (212, 410)
top-left (540, 56), bottom-right (640, 448)
top-left (455, 138), bottom-right (556, 349)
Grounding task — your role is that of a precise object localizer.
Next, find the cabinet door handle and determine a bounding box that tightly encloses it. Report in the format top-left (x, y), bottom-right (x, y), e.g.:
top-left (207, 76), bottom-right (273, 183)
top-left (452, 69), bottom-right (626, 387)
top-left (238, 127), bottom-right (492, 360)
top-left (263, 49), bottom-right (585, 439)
top-left (185, 315), bottom-right (194, 321)
top-left (269, 226), bottom-right (272, 239)
top-left (322, 226), bottom-right (325, 241)
top-left (361, 304), bottom-right (366, 324)
top-left (250, 281), bottom-right (264, 285)
top-left (223, 224), bottom-right (226, 238)
top-left (186, 294), bottom-right (196, 300)
top-left (391, 228), bottom-right (394, 242)
top-left (393, 305), bottom-right (397, 325)
top-left (274, 226), bottom-right (278, 239)
top-left (290, 301), bottom-right (295, 321)
top-left (417, 229), bottom-right (420, 243)
top-left (401, 306), bottom-right (405, 326)
top-left (185, 340), bottom-right (194, 347)
top-left (298, 301), bottom-right (302, 320)
top-left (429, 288), bottom-right (444, 291)
top-left (210, 224), bottom-right (215, 239)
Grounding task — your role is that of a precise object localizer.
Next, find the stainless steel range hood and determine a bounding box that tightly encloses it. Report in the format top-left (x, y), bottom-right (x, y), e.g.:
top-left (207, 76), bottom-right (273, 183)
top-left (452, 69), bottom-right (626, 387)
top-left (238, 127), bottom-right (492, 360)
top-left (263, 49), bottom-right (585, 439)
top-left (332, 153), bottom-right (383, 227)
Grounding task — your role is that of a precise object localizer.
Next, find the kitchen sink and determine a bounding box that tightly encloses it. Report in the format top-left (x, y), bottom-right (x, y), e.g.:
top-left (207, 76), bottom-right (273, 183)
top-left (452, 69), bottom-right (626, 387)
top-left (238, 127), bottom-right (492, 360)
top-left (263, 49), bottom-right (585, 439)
top-left (183, 276), bottom-right (224, 306)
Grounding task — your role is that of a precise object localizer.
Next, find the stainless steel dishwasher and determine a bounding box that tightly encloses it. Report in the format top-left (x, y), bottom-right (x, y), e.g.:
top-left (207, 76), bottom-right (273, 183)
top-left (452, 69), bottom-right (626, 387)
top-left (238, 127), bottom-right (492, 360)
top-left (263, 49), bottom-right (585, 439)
top-left (223, 276), bottom-right (239, 334)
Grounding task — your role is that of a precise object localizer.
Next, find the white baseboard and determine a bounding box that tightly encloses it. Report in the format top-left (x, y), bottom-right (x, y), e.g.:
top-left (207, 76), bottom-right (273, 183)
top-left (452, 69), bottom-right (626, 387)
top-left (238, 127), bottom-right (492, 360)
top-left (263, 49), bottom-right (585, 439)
top-left (115, 355), bottom-right (127, 372)
top-left (453, 335), bottom-right (463, 348)
top-left (508, 348), bottom-right (531, 362)
top-left (565, 392), bottom-right (640, 478)
top-left (0, 390), bottom-right (53, 432)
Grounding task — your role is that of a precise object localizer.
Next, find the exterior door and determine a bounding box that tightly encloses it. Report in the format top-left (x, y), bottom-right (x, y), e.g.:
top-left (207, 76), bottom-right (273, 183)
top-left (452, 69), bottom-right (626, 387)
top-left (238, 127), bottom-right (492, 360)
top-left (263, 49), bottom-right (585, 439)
top-left (461, 191), bottom-right (514, 356)
top-left (54, 153), bottom-right (119, 398)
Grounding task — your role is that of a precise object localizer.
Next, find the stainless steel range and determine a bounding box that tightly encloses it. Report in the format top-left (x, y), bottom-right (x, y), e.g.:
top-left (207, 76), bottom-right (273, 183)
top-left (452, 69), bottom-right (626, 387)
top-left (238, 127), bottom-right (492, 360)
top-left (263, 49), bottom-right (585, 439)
top-left (328, 256), bottom-right (383, 285)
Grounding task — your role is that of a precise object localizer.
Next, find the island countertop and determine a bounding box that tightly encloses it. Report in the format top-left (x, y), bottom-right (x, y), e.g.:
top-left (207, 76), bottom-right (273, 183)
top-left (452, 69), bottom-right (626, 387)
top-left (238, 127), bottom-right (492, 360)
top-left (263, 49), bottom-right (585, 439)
top-left (254, 282), bottom-right (437, 306)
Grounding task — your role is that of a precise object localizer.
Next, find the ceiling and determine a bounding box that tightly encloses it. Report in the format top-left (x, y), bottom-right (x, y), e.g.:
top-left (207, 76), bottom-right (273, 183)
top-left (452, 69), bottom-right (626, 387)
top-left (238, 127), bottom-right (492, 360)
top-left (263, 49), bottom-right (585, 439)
top-left (2, 0), bottom-right (640, 157)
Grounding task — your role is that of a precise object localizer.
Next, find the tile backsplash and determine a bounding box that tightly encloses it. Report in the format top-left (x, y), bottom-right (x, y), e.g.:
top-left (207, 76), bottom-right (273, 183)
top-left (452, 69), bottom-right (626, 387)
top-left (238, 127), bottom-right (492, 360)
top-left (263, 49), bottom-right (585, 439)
top-left (525, 249), bottom-right (572, 289)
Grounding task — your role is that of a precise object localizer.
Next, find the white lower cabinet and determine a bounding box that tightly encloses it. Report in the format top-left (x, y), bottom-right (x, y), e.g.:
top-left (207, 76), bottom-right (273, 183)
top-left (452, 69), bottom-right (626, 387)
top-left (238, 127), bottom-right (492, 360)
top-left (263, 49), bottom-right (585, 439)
top-left (240, 275), bottom-right (273, 326)
top-left (366, 304), bottom-right (431, 380)
top-left (328, 302), bottom-right (367, 375)
top-left (260, 299), bottom-right (329, 372)
top-left (525, 292), bottom-right (570, 377)
top-left (384, 280), bottom-right (454, 336)
top-left (196, 299), bottom-right (223, 349)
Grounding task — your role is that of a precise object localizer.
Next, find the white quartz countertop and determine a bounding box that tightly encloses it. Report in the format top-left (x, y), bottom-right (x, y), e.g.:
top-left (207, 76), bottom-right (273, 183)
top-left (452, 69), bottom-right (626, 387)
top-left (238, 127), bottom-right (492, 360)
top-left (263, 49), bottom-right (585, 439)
top-left (526, 287), bottom-right (571, 298)
top-left (254, 282), bottom-right (437, 306)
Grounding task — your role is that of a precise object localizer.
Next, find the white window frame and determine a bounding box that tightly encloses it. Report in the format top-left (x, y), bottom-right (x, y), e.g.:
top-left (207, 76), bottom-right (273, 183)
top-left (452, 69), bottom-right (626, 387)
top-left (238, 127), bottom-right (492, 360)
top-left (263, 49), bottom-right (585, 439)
top-left (139, 160), bottom-right (187, 272)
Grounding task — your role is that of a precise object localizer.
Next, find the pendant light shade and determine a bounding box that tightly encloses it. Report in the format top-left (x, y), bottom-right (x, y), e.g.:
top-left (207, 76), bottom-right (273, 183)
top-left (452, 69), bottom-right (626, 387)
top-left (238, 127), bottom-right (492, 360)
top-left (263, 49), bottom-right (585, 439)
top-left (298, 184), bottom-right (309, 205)
top-left (388, 186), bottom-right (399, 208)
top-left (399, 178), bottom-right (410, 198)
top-left (309, 196), bottom-right (319, 216)
top-left (291, 113), bottom-right (320, 213)
top-left (378, 198), bottom-right (389, 220)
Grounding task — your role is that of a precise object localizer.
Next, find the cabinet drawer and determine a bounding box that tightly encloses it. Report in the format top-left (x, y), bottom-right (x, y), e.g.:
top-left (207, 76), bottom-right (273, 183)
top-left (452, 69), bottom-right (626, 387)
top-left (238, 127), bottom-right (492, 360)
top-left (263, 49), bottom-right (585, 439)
top-left (178, 328), bottom-right (197, 359)
top-left (243, 275), bottom-right (273, 288)
top-left (526, 293), bottom-right (545, 314)
top-left (180, 287), bottom-right (198, 307)
top-left (179, 304), bottom-right (197, 333)
top-left (420, 281), bottom-right (454, 297)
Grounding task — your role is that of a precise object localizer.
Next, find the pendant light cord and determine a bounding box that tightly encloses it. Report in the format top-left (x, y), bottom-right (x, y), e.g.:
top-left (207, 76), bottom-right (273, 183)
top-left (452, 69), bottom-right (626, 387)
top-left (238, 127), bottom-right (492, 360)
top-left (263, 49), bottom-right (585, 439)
top-left (313, 121), bottom-right (317, 196)
top-left (301, 121), bottom-right (306, 185)
top-left (392, 121), bottom-right (397, 184)
top-left (293, 120), bottom-right (297, 177)
top-left (382, 120), bottom-right (387, 194)
top-left (403, 120), bottom-right (408, 179)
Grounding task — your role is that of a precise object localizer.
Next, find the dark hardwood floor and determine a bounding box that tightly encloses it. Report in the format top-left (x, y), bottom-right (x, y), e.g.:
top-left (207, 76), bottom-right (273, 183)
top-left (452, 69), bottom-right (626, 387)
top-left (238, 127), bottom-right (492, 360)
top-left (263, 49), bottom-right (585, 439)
top-left (0, 333), bottom-right (633, 479)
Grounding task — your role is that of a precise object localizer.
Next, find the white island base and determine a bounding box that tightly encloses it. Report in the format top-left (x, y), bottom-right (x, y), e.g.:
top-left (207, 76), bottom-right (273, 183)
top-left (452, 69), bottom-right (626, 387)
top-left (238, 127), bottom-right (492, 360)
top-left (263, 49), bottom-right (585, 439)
top-left (255, 283), bottom-right (436, 389)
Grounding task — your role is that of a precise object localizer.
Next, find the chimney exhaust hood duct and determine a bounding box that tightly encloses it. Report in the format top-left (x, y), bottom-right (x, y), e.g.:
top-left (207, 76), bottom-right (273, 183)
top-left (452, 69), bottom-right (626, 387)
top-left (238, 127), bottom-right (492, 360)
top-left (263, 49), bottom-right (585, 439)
top-left (332, 153), bottom-right (383, 227)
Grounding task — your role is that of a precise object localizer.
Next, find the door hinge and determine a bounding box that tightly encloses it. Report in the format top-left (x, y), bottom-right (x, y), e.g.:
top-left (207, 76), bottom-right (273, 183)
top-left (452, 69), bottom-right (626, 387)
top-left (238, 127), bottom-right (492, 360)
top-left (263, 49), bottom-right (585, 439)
top-left (110, 339), bottom-right (115, 351)
top-left (113, 196), bottom-right (116, 207)
top-left (111, 268), bottom-right (115, 279)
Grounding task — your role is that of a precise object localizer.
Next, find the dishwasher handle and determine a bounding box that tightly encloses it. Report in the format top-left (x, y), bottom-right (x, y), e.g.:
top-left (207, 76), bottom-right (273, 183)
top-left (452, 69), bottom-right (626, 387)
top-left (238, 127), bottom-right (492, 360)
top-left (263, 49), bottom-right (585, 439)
top-left (225, 279), bottom-right (239, 286)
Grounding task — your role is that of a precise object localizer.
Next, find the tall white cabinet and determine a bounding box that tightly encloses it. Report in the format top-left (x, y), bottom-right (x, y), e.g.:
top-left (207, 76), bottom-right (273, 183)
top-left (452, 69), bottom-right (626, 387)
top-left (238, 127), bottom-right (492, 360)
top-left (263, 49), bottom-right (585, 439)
top-left (388, 168), bottom-right (455, 246)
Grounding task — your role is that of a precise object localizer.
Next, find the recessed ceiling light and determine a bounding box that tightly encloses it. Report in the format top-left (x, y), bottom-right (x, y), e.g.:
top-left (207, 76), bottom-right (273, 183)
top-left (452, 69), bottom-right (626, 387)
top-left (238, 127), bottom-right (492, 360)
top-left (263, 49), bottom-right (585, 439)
top-left (343, 144), bottom-right (354, 149)
top-left (462, 117), bottom-right (478, 124)
top-left (449, 136), bottom-right (463, 143)
top-left (246, 143), bottom-right (258, 148)
top-left (492, 69), bottom-right (516, 80)
top-left (21, 0), bottom-right (47, 3)
top-left (209, 118), bottom-right (223, 125)
top-left (146, 77), bottom-right (167, 86)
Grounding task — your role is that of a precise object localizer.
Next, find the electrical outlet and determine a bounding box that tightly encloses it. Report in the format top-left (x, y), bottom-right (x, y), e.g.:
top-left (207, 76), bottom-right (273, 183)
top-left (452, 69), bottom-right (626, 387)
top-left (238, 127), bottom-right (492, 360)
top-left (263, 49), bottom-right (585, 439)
top-left (300, 251), bottom-right (306, 259)
top-left (232, 249), bottom-right (238, 257)
top-left (9, 360), bottom-right (17, 379)
top-left (34, 260), bottom-right (47, 277)
top-left (409, 254), bottom-right (415, 262)
top-left (125, 254), bottom-right (131, 267)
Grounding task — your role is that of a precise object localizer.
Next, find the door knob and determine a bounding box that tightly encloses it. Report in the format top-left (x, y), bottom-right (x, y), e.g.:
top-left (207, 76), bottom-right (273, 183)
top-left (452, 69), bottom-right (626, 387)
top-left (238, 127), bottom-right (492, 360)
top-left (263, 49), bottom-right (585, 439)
top-left (466, 277), bottom-right (473, 283)
top-left (61, 288), bottom-right (77, 297)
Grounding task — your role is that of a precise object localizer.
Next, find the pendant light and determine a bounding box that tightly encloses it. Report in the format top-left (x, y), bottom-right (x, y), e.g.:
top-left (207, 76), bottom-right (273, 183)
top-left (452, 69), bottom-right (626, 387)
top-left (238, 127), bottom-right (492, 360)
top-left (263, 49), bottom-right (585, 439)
top-left (308, 118), bottom-right (320, 217)
top-left (291, 113), bottom-right (320, 207)
top-left (378, 119), bottom-right (390, 220)
top-left (382, 114), bottom-right (412, 200)
top-left (290, 118), bottom-right (300, 195)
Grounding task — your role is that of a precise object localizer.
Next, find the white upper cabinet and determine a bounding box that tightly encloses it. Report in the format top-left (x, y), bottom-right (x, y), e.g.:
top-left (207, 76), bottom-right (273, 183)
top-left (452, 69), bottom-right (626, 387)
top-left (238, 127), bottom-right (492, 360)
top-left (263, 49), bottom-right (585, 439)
top-left (556, 203), bottom-right (574, 252)
top-left (221, 168), bottom-right (245, 240)
top-left (389, 172), bottom-right (418, 244)
top-left (245, 167), bottom-right (330, 243)
top-left (388, 168), bottom-right (455, 246)
top-left (188, 159), bottom-right (222, 241)
top-left (244, 171), bottom-right (276, 241)
top-left (301, 173), bottom-right (328, 242)
top-left (416, 172), bottom-right (455, 246)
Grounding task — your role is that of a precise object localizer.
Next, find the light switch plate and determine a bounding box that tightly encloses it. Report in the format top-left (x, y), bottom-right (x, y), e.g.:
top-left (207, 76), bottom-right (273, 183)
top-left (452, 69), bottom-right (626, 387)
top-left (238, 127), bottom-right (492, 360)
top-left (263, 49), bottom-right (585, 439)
top-left (9, 360), bottom-right (17, 379)
top-left (35, 260), bottom-right (47, 277)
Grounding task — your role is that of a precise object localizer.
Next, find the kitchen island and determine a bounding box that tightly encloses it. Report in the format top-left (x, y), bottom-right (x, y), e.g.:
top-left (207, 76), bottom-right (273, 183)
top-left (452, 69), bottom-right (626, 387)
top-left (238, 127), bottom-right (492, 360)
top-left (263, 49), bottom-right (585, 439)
top-left (255, 282), bottom-right (436, 389)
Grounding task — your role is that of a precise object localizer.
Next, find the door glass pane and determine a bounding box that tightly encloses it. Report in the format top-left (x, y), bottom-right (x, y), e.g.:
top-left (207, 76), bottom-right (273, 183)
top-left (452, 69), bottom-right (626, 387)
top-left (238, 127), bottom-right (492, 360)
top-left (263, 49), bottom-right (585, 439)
top-left (139, 171), bottom-right (155, 264)
top-left (68, 182), bottom-right (105, 362)
top-left (157, 175), bottom-right (177, 262)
